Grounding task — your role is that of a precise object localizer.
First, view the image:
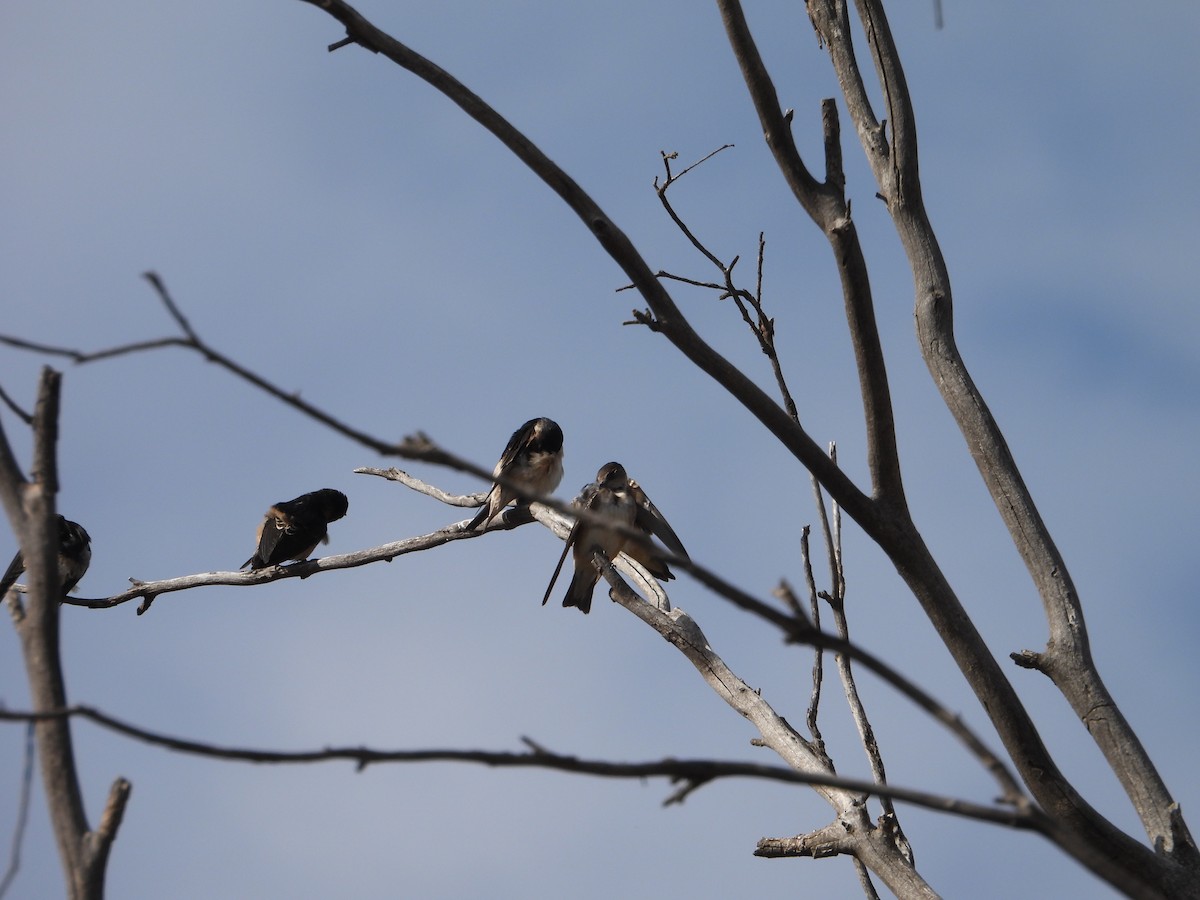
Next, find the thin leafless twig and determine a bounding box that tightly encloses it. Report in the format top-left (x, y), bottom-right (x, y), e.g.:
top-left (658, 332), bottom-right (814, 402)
top-left (354, 466), bottom-right (486, 507)
top-left (653, 146), bottom-right (734, 269)
top-left (0, 385), bottom-right (32, 426)
top-left (0, 723), bottom-right (35, 899)
top-left (819, 443), bottom-right (912, 865)
top-left (649, 149), bottom-right (800, 424)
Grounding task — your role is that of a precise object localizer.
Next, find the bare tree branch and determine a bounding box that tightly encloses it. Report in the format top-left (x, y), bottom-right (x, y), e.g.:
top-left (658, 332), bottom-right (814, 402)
top-left (354, 466), bottom-right (486, 507)
top-left (652, 146), bottom-right (735, 269)
top-left (793, 541), bottom-right (828, 762)
top-left (58, 518), bottom-right (492, 615)
top-left (593, 555), bottom-right (927, 894)
top-left (0, 705), bottom-right (1044, 834)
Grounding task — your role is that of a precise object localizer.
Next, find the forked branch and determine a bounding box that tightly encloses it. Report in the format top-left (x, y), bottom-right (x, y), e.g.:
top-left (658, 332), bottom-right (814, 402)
top-left (807, 0), bottom-right (1194, 867)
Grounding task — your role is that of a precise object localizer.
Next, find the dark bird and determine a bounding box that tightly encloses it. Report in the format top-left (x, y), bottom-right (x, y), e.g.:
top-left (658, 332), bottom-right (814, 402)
top-left (0, 515), bottom-right (92, 600)
top-left (543, 462), bottom-right (688, 614)
top-left (241, 488), bottom-right (349, 570)
top-left (466, 417), bottom-right (564, 531)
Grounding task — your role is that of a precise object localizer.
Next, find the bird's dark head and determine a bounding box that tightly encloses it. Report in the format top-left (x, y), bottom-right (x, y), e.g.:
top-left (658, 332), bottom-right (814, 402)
top-left (310, 489), bottom-right (349, 523)
top-left (56, 516), bottom-right (92, 557)
top-left (596, 461), bottom-right (628, 490)
top-left (528, 417), bottom-right (564, 454)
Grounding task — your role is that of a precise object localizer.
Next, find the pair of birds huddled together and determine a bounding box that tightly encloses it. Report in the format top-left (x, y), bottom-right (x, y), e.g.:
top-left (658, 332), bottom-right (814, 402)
top-left (1, 418), bottom-right (687, 616)
top-left (463, 417), bottom-right (690, 614)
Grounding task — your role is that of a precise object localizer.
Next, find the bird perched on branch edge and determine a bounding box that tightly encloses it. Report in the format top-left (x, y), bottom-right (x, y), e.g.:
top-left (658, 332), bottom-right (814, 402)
top-left (0, 514), bottom-right (92, 600)
top-left (242, 488), bottom-right (349, 570)
top-left (543, 461), bottom-right (688, 614)
top-left (466, 417), bottom-right (564, 531)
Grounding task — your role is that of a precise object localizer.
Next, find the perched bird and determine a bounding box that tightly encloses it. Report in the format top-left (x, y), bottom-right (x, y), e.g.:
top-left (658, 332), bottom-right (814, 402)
top-left (466, 417), bottom-right (564, 531)
top-left (543, 462), bottom-right (688, 614)
top-left (241, 488), bottom-right (349, 570)
top-left (0, 515), bottom-right (92, 600)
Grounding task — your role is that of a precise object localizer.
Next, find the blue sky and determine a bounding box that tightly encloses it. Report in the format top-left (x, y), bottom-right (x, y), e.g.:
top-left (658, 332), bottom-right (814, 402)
top-left (1, 2), bottom-right (1197, 897)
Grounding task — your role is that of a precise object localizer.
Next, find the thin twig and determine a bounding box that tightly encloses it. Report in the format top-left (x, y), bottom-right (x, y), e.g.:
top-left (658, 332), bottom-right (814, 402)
top-left (353, 466), bottom-right (486, 507)
top-left (0, 723), bottom-right (35, 899)
top-left (0, 385), bottom-right (32, 426)
top-left (142, 272), bottom-right (198, 341)
top-left (651, 151), bottom-right (801, 423)
top-left (654, 146), bottom-right (734, 269)
top-left (820, 444), bottom-right (912, 864)
top-left (2, 275), bottom-right (405, 457)
top-left (795, 528), bottom-right (828, 757)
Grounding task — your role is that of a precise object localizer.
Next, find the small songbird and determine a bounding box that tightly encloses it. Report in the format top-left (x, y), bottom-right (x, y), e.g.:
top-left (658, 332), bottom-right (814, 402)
top-left (466, 417), bottom-right (564, 531)
top-left (241, 488), bottom-right (349, 570)
top-left (543, 462), bottom-right (688, 614)
top-left (0, 515), bottom-right (92, 600)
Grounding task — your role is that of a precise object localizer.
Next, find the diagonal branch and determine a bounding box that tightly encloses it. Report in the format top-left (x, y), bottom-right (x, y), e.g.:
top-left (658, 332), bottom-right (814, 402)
top-left (592, 555), bottom-right (933, 896)
top-left (0, 384), bottom-right (32, 426)
top-left (0, 274), bottom-right (403, 457)
top-left (294, 0), bottom-right (878, 538)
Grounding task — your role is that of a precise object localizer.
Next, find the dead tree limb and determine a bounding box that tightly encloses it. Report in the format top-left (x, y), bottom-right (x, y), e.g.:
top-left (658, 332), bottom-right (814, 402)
top-left (0, 369), bottom-right (130, 900)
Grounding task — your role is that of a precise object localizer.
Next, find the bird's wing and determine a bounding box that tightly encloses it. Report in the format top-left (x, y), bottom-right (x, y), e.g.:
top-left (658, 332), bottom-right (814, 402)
top-left (494, 419), bottom-right (536, 476)
top-left (630, 480), bottom-right (689, 559)
top-left (0, 550), bottom-right (25, 598)
top-left (252, 509), bottom-right (292, 567)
